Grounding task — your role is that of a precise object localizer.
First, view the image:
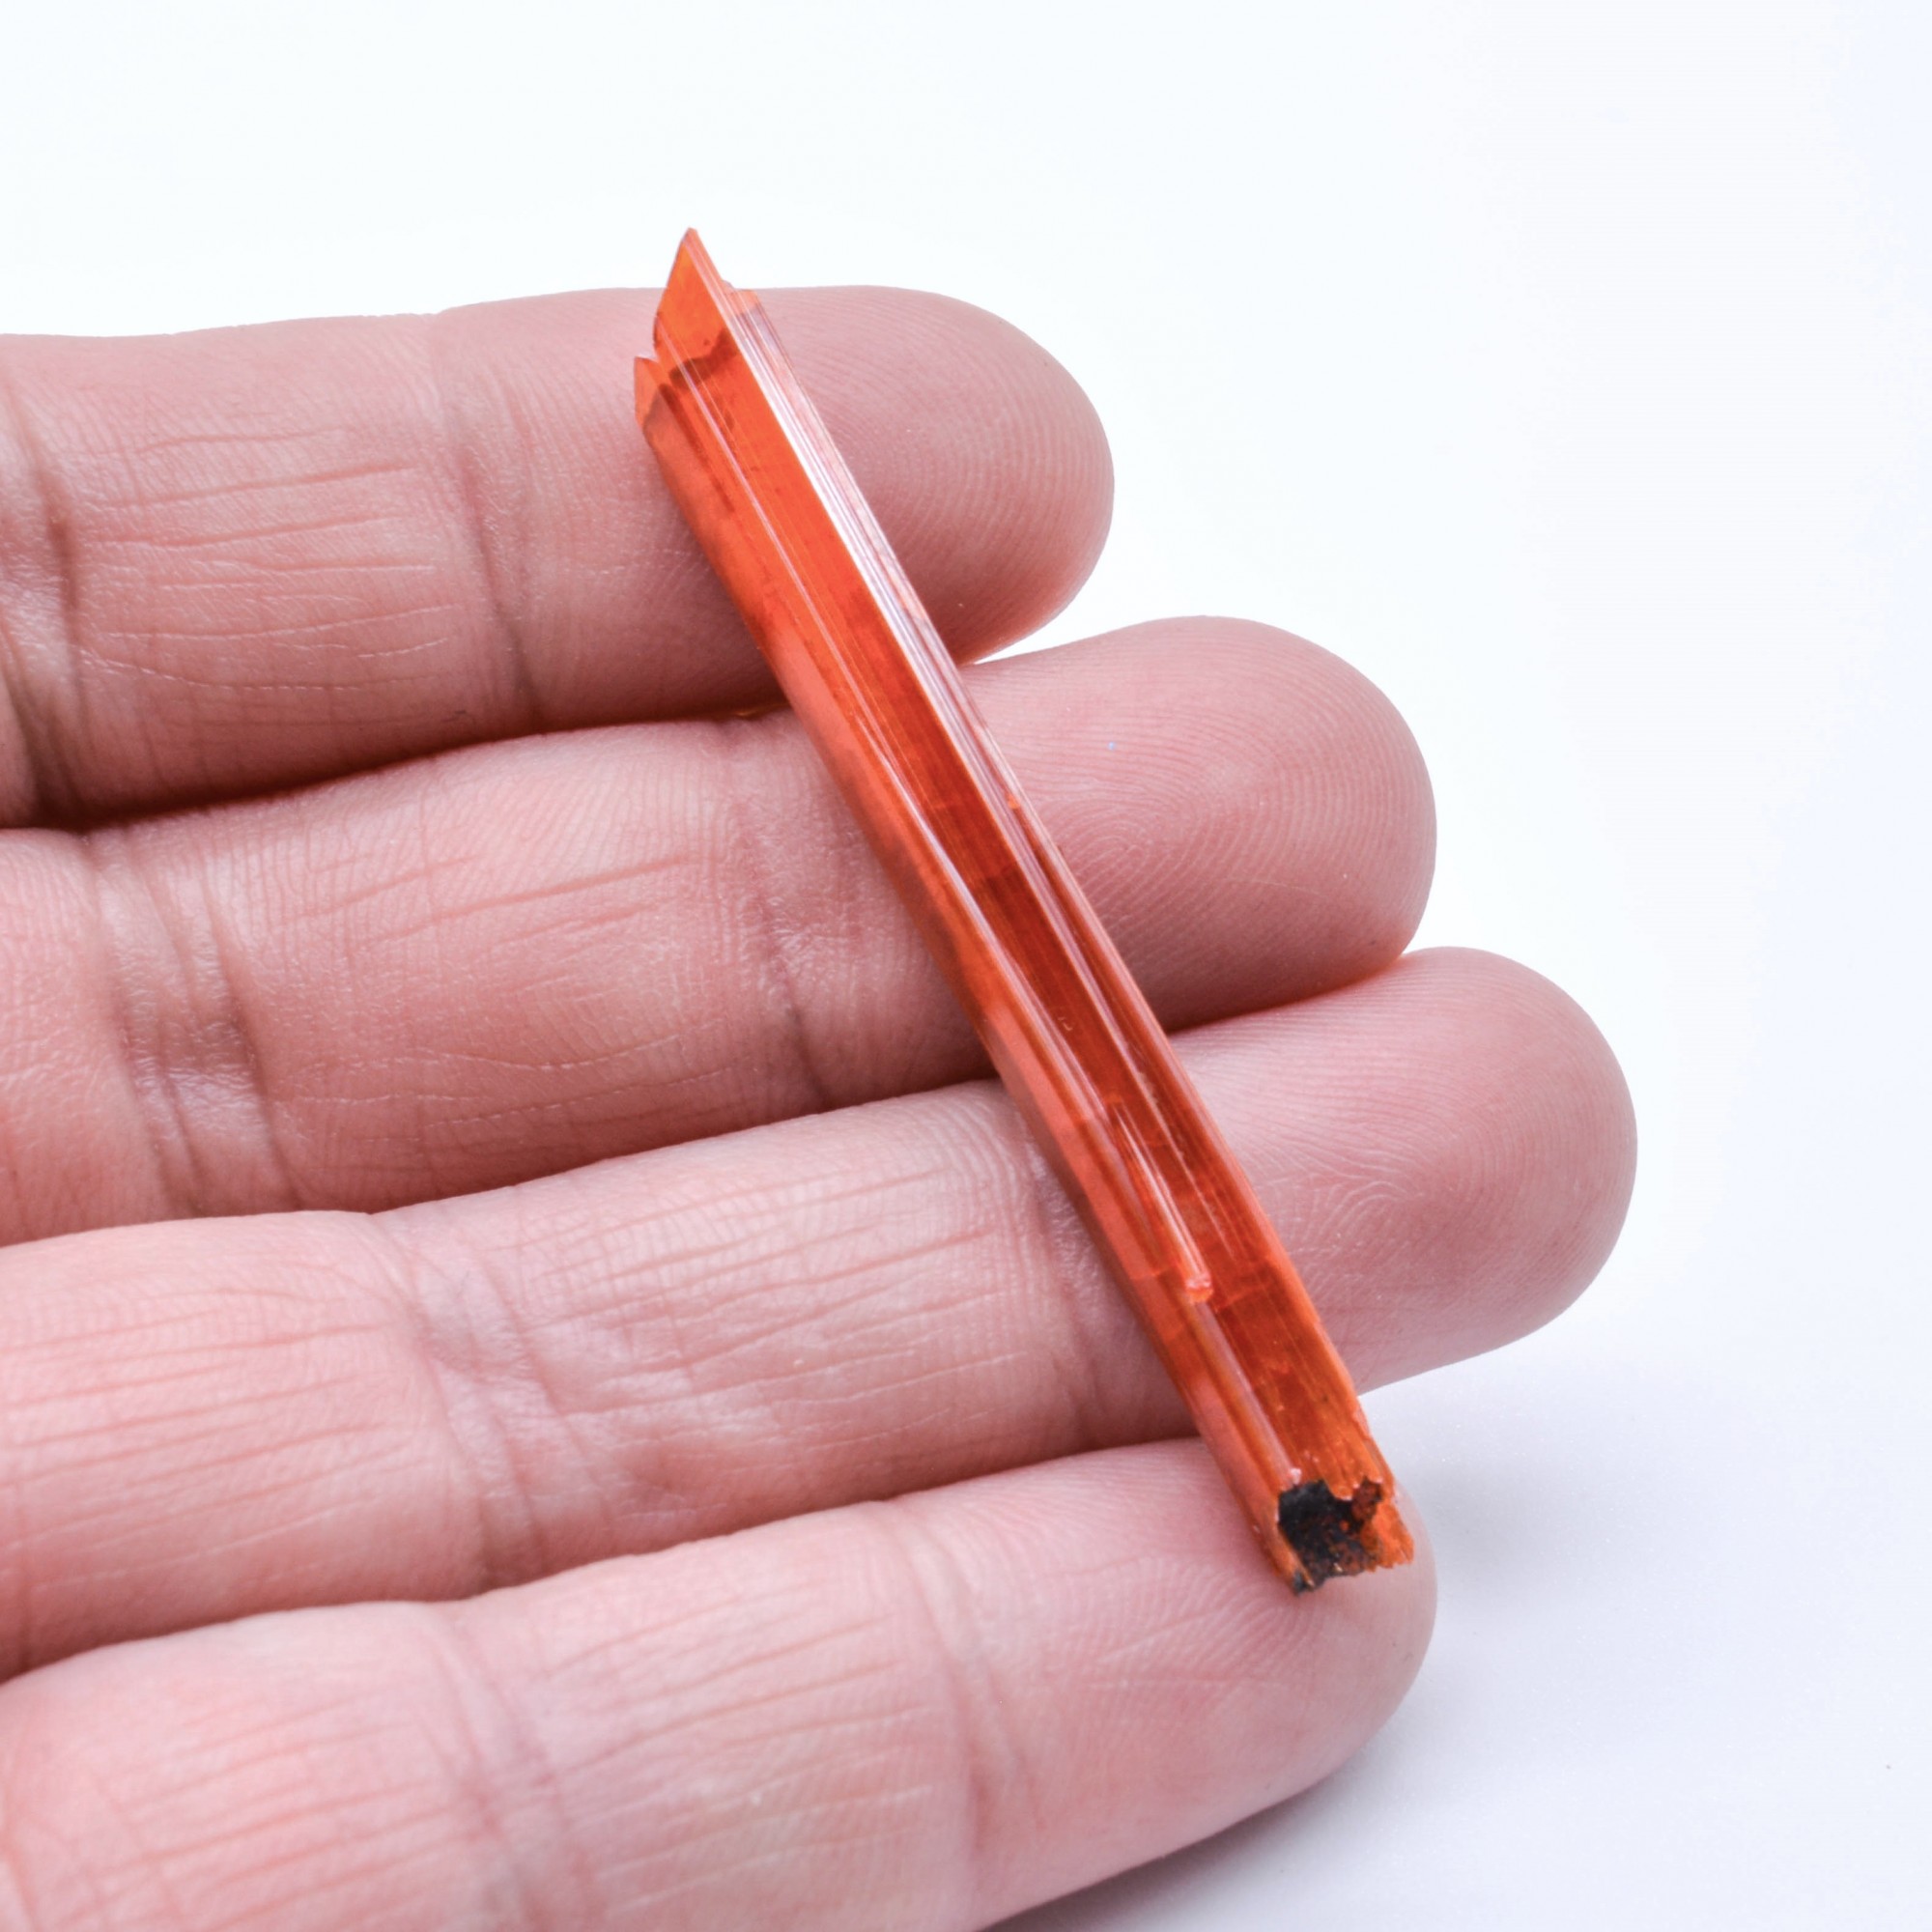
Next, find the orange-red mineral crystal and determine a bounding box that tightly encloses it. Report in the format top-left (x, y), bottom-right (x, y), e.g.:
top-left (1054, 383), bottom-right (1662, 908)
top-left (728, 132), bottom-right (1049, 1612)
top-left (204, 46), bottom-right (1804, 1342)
top-left (637, 232), bottom-right (1412, 1592)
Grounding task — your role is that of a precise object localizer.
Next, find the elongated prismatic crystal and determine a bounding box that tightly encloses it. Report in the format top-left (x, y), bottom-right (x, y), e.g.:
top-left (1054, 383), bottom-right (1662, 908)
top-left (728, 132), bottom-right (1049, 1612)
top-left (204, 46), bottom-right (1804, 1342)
top-left (636, 232), bottom-right (1411, 1591)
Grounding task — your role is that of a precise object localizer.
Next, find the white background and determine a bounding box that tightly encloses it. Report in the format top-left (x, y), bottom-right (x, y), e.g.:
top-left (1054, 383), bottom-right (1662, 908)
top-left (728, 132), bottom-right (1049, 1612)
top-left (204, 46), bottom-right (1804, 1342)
top-left (5, 3), bottom-right (1928, 1925)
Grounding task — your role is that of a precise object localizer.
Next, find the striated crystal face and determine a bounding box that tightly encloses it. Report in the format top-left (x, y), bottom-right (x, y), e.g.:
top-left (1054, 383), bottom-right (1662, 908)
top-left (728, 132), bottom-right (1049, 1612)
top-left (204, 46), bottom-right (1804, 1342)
top-left (637, 231), bottom-right (1411, 1591)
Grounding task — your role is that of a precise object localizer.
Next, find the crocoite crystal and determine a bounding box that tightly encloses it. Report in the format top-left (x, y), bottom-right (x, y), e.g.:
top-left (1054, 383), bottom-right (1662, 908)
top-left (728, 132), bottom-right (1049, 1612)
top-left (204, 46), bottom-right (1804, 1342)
top-left (636, 232), bottom-right (1411, 1591)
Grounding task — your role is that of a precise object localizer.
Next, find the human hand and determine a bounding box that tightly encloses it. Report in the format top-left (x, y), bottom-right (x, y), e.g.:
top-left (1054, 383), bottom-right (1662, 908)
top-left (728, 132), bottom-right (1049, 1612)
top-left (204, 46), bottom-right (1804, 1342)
top-left (0, 286), bottom-right (1634, 1928)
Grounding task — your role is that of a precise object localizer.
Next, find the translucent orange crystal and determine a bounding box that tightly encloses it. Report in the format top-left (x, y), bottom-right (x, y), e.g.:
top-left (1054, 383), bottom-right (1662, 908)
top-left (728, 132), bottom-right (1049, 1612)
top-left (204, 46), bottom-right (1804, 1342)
top-left (637, 233), bottom-right (1411, 1591)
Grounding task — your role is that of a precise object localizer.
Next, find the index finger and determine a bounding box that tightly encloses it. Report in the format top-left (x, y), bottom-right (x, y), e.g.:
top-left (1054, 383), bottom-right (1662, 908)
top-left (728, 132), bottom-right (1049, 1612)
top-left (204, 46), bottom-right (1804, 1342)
top-left (0, 286), bottom-right (1111, 824)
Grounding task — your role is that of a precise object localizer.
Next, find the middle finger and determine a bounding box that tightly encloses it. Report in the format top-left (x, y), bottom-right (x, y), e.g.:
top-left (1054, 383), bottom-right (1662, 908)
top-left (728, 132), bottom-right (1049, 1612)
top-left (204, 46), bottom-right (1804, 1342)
top-left (0, 619), bottom-right (1432, 1244)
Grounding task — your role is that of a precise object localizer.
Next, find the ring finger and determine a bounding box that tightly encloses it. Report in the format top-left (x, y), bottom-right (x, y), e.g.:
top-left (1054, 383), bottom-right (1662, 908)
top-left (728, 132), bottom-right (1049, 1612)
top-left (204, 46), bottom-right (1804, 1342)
top-left (0, 946), bottom-right (1633, 1675)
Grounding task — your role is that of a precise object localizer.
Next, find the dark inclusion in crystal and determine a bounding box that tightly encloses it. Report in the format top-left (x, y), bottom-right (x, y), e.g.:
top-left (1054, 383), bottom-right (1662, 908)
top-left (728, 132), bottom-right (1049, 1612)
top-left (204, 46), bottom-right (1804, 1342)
top-left (1277, 1480), bottom-right (1386, 1593)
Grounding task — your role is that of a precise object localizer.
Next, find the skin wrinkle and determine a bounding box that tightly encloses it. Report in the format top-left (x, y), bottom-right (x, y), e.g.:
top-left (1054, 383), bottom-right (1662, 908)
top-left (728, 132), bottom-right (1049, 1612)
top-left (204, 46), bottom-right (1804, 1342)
top-left (91, 830), bottom-right (213, 1213)
top-left (419, 1144), bottom-right (827, 1553)
top-left (0, 367), bottom-right (83, 826)
top-left (0, 1304), bottom-right (41, 1684)
top-left (412, 1211), bottom-right (635, 1592)
top-left (867, 1505), bottom-right (1024, 1932)
top-left (115, 491), bottom-right (425, 542)
top-left (80, 626), bottom-right (452, 686)
top-left (302, 730), bottom-right (621, 920)
top-left (407, 763), bottom-right (470, 1200)
top-left (14, 1382), bottom-right (345, 1466)
top-left (85, 1689), bottom-right (390, 1932)
top-left (595, 1279), bottom-right (788, 1544)
top-left (573, 1151), bottom-right (963, 1295)
top-left (0, 1276), bottom-right (420, 1626)
top-left (187, 846), bottom-right (305, 1216)
top-left (304, 736), bottom-right (747, 1177)
top-left (56, 831), bottom-right (181, 1222)
top-left (689, 1232), bottom-right (966, 1376)
top-left (0, 839), bottom-right (109, 1235)
top-left (352, 1214), bottom-right (504, 1601)
top-left (708, 712), bottom-right (841, 1121)
top-left (82, 826), bottom-right (298, 1220)
top-left (420, 316), bottom-right (549, 741)
top-left (354, 844), bottom-right (697, 948)
top-left (947, 1100), bottom-right (1121, 1463)
top-left (482, 1150), bottom-right (997, 1507)
top-left (412, 1612), bottom-right (591, 1932)
top-left (549, 1532), bottom-right (953, 1930)
top-left (63, 1768), bottom-right (180, 1932)
top-left (0, 616), bottom-right (43, 830)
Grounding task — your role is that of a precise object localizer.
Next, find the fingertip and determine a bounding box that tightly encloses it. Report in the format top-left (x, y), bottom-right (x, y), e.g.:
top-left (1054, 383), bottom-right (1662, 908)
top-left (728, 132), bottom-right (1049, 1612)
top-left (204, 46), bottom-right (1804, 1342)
top-left (1176, 619), bottom-right (1437, 987)
top-left (979, 617), bottom-right (1436, 1019)
top-left (1341, 949), bottom-right (1639, 1382)
top-left (915, 1441), bottom-right (1437, 1919)
top-left (1427, 947), bottom-right (1637, 1326)
top-left (768, 288), bottom-right (1115, 656)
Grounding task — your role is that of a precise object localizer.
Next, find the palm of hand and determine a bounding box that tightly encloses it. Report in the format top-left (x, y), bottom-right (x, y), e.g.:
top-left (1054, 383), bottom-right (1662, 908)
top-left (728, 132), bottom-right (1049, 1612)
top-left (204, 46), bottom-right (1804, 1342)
top-left (0, 285), bottom-right (1634, 1929)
